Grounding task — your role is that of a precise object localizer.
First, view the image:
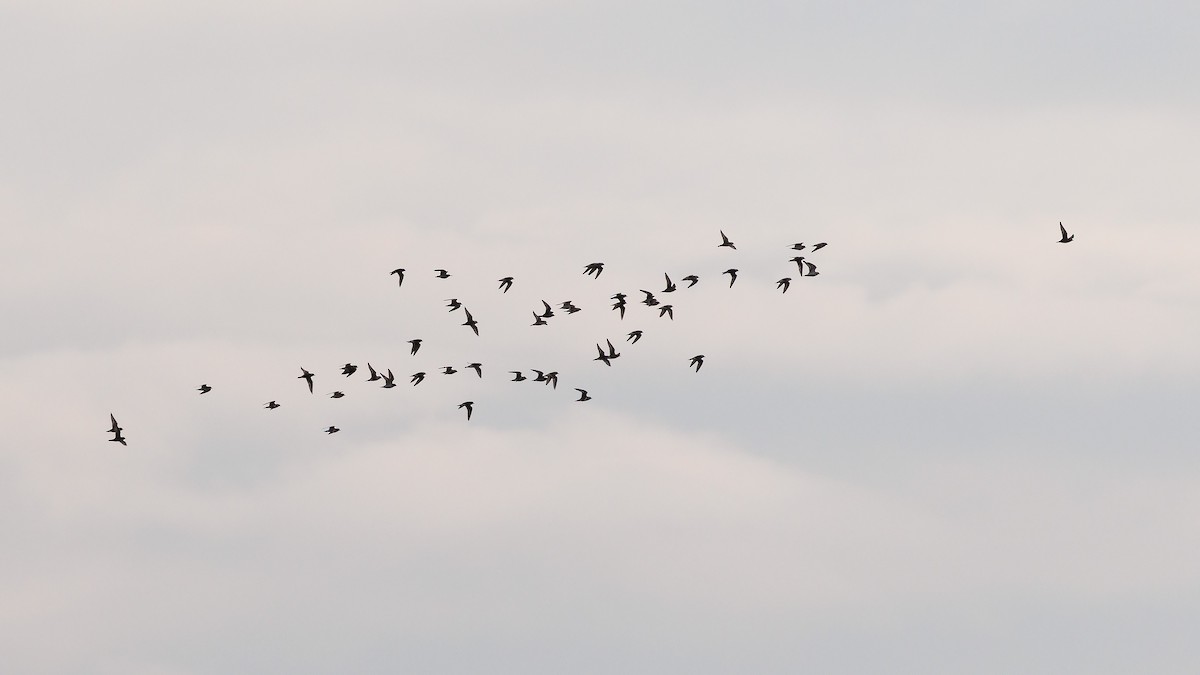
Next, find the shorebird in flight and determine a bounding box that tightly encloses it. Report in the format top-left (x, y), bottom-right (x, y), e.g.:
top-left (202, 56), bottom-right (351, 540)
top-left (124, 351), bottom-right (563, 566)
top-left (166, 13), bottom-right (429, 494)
top-left (605, 339), bottom-right (620, 361)
top-left (510, 371), bottom-right (527, 381)
top-left (538, 300), bottom-right (554, 319)
top-left (531, 369), bottom-right (547, 382)
top-left (1058, 222), bottom-right (1074, 243)
top-left (789, 243), bottom-right (805, 251)
top-left (107, 413), bottom-right (122, 435)
top-left (330, 391), bottom-right (345, 399)
top-left (718, 230), bottom-right (736, 250)
top-left (789, 256), bottom-right (805, 272)
top-left (804, 261), bottom-right (819, 277)
top-left (458, 401), bottom-right (474, 421)
top-left (441, 366), bottom-right (458, 375)
top-left (462, 309), bottom-right (480, 336)
top-left (434, 269), bottom-right (450, 278)
top-left (298, 368), bottom-right (315, 394)
top-left (366, 363), bottom-right (382, 382)
top-left (197, 384), bottom-right (212, 394)
top-left (682, 274), bottom-right (699, 288)
top-left (627, 330), bottom-right (643, 343)
top-left (583, 262), bottom-right (605, 278)
top-left (341, 363), bottom-right (358, 377)
top-left (575, 388), bottom-right (591, 402)
top-left (498, 276), bottom-right (514, 293)
top-left (264, 401), bottom-right (280, 409)
top-left (662, 274), bottom-right (677, 293)
top-left (531, 312), bottom-right (548, 326)
top-left (658, 305), bottom-right (674, 320)
top-left (324, 426), bottom-right (340, 434)
top-left (560, 301), bottom-right (582, 314)
top-left (595, 343), bottom-right (613, 366)
top-left (811, 242), bottom-right (827, 251)
top-left (467, 362), bottom-right (483, 378)
top-left (381, 369), bottom-right (397, 388)
top-left (611, 294), bottom-right (627, 319)
top-left (410, 372), bottom-right (426, 386)
top-left (408, 339), bottom-right (422, 356)
top-left (390, 268), bottom-right (405, 287)
top-left (689, 355), bottom-right (705, 372)
top-left (640, 290), bottom-right (659, 306)
top-left (446, 298), bottom-right (462, 311)
top-left (543, 372), bottom-right (559, 389)
top-left (777, 277), bottom-right (792, 293)
top-left (723, 269), bottom-right (738, 287)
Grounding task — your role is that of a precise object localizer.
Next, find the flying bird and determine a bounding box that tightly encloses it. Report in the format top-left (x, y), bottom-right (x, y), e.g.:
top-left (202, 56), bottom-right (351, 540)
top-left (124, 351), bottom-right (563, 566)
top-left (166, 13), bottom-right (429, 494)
top-left (560, 301), bottom-right (582, 314)
top-left (575, 388), bottom-right (591, 402)
top-left (583, 262), bottom-right (605, 278)
top-left (658, 305), bottom-right (674, 320)
top-left (197, 384), bottom-right (212, 394)
top-left (723, 269), bottom-right (738, 287)
top-left (531, 369), bottom-right (548, 382)
top-left (611, 294), bottom-right (627, 319)
top-left (789, 256), bottom-right (805, 272)
top-left (341, 363), bottom-right (358, 377)
top-left (682, 274), bottom-right (699, 288)
top-left (434, 269), bottom-right (451, 278)
top-left (298, 368), bottom-right (315, 394)
top-left (462, 309), bottom-right (480, 336)
top-left (789, 243), bottom-right (806, 251)
top-left (531, 312), bottom-right (548, 326)
top-left (109, 429), bottom-right (127, 445)
top-left (662, 274), bottom-right (676, 293)
top-left (718, 230), bottom-right (736, 250)
top-left (510, 371), bottom-right (527, 381)
top-left (409, 339), bottom-right (422, 355)
top-left (107, 413), bottom-right (122, 435)
top-left (544, 372), bottom-right (559, 389)
top-left (539, 301), bottom-right (554, 319)
top-left (381, 369), bottom-right (397, 388)
top-left (804, 261), bottom-right (819, 277)
top-left (466, 362), bottom-right (483, 378)
top-left (264, 401), bottom-right (280, 409)
top-left (410, 372), bottom-right (426, 386)
top-left (366, 363), bottom-right (382, 381)
top-left (458, 401), bottom-right (474, 421)
top-left (446, 298), bottom-right (462, 311)
top-left (324, 426), bottom-right (340, 434)
top-left (1058, 222), bottom-right (1074, 243)
top-left (498, 276), bottom-right (514, 293)
top-left (605, 339), bottom-right (620, 360)
top-left (639, 290), bottom-right (659, 306)
top-left (330, 391), bottom-right (345, 399)
top-left (595, 343), bottom-right (613, 366)
top-left (627, 330), bottom-right (643, 343)
top-left (689, 355), bottom-right (705, 372)
top-left (441, 366), bottom-right (458, 375)
top-left (777, 277), bottom-right (792, 293)
top-left (811, 242), bottom-right (827, 251)
top-left (390, 268), bottom-right (405, 287)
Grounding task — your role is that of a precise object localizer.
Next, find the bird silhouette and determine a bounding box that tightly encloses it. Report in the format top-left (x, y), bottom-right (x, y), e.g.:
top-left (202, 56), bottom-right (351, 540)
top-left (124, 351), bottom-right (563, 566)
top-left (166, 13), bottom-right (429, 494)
top-left (718, 230), bottom-right (736, 250)
top-left (381, 369), bottom-right (397, 388)
top-left (611, 294), bottom-right (627, 319)
top-left (458, 401), bottom-right (474, 420)
top-left (446, 298), bottom-right (462, 311)
top-left (390, 268), bottom-right (405, 287)
top-left (811, 242), bottom-right (827, 251)
top-left (531, 369), bottom-right (548, 382)
top-left (575, 388), bottom-right (591, 402)
top-left (789, 256), bottom-right (805, 272)
top-left (298, 368), bottom-right (315, 394)
top-left (777, 277), bottom-right (792, 293)
top-left (410, 372), bottom-right (426, 386)
top-left (544, 372), bottom-right (559, 389)
top-left (804, 261), bottom-right (819, 277)
top-left (366, 363), bottom-right (382, 381)
top-left (330, 391), bottom-right (345, 399)
top-left (197, 384), bottom-right (212, 394)
top-left (1058, 222), bottom-right (1074, 243)
top-left (341, 363), bottom-right (358, 377)
top-left (441, 366), bottom-right (458, 375)
top-left (498, 276), bottom-right (514, 293)
top-left (109, 429), bottom-right (127, 445)
top-left (324, 426), bottom-right (340, 434)
top-left (662, 274), bottom-right (677, 293)
top-left (107, 413), bottom-right (122, 434)
top-left (627, 330), bottom-right (643, 343)
top-left (409, 339), bottom-right (422, 355)
top-left (583, 262), bottom-right (605, 278)
top-left (723, 269), bottom-right (738, 287)
top-left (264, 401), bottom-right (280, 409)
top-left (640, 290), bottom-right (659, 306)
top-left (595, 343), bottom-right (613, 366)
top-left (682, 274), bottom-right (699, 288)
top-left (689, 355), bottom-right (705, 372)
top-left (605, 339), bottom-right (620, 360)
top-left (510, 371), bottom-right (527, 381)
top-left (560, 301), bottom-right (582, 314)
top-left (531, 312), bottom-right (548, 326)
top-left (434, 269), bottom-right (450, 278)
top-left (658, 305), bottom-right (674, 320)
top-left (789, 243), bottom-right (805, 251)
top-left (467, 362), bottom-right (483, 378)
top-left (539, 301), bottom-right (554, 319)
top-left (462, 309), bottom-right (480, 335)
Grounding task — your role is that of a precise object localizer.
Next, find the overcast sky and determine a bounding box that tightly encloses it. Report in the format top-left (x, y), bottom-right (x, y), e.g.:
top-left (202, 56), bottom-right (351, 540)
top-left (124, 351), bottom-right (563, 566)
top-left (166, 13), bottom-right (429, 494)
top-left (4, 1), bottom-right (1200, 673)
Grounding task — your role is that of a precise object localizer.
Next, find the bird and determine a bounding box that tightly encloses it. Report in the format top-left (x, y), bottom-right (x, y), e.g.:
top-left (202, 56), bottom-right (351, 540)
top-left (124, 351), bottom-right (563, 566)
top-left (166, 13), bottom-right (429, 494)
top-left (330, 391), bottom-right (345, 399)
top-left (446, 298), bottom-right (462, 311)
top-left (458, 401), bottom-right (474, 420)
top-left (409, 339), bottom-right (422, 355)
top-left (662, 274), bottom-right (676, 293)
top-left (324, 426), bottom-right (340, 434)
top-left (531, 312), bottom-right (548, 326)
top-left (777, 277), bottom-right (792, 293)
top-left (365, 363), bottom-right (382, 382)
top-left (441, 366), bottom-right (458, 375)
top-left (410, 372), bottom-right (426, 386)
top-left (390, 268), bottom-right (405, 287)
top-left (583, 262), bottom-right (605, 278)
top-left (605, 339), bottom-right (620, 360)
top-left (298, 368), bottom-right (315, 394)
top-left (109, 429), bottom-right (127, 445)
top-left (811, 242), bottom-right (827, 251)
top-left (510, 371), bottom-right (527, 381)
top-left (381, 369), bottom-right (397, 388)
top-left (197, 384), bottom-right (212, 394)
top-left (595, 343), bottom-right (612, 366)
top-left (466, 362), bottom-right (483, 378)
top-left (789, 243), bottom-right (806, 251)
top-left (718, 230), bottom-right (736, 250)
top-left (640, 290), bottom-right (659, 306)
top-left (498, 276), bottom-right (514, 293)
top-left (611, 292), bottom-right (627, 302)
top-left (560, 301), bottom-right (582, 314)
top-left (723, 269), bottom-right (738, 287)
top-left (804, 261), bottom-right (819, 277)
top-left (689, 355), bottom-right (705, 372)
top-left (1058, 222), bottom-right (1074, 243)
top-left (575, 388), bottom-right (591, 402)
top-left (462, 309), bottom-right (480, 336)
top-left (531, 369), bottom-right (548, 382)
top-left (789, 256), bottom-right (806, 272)
top-left (341, 363), bottom-right (358, 377)
top-left (264, 401), bottom-right (280, 409)
top-left (682, 274), bottom-right (699, 288)
top-left (658, 305), bottom-right (674, 320)
top-left (627, 330), bottom-right (643, 343)
top-left (544, 372), bottom-right (559, 389)
top-left (434, 269), bottom-right (450, 278)
top-left (611, 294), bottom-right (627, 319)
top-left (107, 413), bottom-right (122, 433)
top-left (538, 301), bottom-right (554, 319)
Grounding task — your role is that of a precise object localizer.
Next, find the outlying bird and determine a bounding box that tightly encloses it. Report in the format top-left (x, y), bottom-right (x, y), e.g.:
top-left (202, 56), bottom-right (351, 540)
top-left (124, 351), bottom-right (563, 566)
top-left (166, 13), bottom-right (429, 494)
top-left (298, 368), bottom-right (315, 394)
top-left (575, 388), bottom-right (591, 402)
top-left (434, 269), bottom-right (451, 278)
top-left (718, 230), bottom-right (736, 250)
top-left (197, 384), bottom-right (212, 394)
top-left (324, 426), bottom-right (340, 434)
top-left (458, 401), bottom-right (474, 420)
top-left (777, 277), bottom-right (792, 293)
top-left (390, 268), bottom-right (405, 287)
top-left (1058, 222), bottom-right (1074, 243)
top-left (498, 276), bottom-right (514, 293)
top-left (723, 269), bottom-right (738, 287)
top-left (330, 391), bottom-right (345, 399)
top-left (265, 401), bottom-right (280, 409)
top-left (689, 355), bottom-right (705, 372)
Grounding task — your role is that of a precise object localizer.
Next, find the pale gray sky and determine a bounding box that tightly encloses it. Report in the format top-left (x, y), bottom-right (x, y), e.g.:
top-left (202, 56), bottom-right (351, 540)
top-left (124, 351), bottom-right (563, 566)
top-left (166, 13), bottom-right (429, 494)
top-left (3, 1), bottom-right (1200, 673)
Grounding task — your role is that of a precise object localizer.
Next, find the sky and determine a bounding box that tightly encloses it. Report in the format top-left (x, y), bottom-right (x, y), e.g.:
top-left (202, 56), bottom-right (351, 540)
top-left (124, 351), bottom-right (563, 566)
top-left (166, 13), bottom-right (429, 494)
top-left (3, 0), bottom-right (1200, 672)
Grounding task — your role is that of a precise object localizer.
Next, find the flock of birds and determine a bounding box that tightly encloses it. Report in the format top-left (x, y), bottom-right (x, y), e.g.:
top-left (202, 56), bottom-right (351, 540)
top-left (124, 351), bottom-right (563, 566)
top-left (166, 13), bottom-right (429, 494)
top-left (103, 223), bottom-right (1075, 444)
